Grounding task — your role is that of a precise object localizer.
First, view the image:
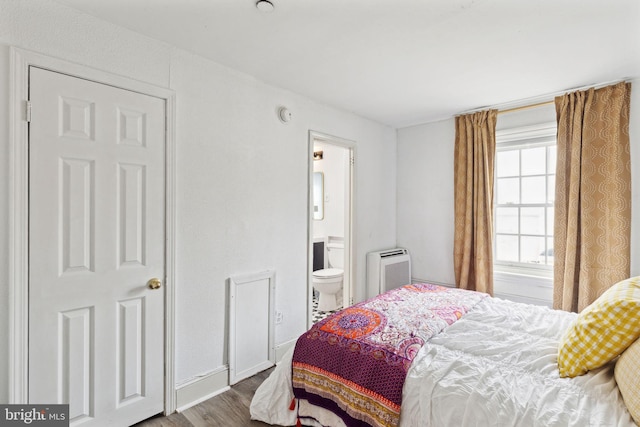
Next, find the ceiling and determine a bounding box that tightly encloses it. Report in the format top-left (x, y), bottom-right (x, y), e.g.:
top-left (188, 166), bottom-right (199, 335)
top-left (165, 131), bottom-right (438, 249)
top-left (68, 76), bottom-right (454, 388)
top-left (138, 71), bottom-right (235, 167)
top-left (52, 0), bottom-right (640, 128)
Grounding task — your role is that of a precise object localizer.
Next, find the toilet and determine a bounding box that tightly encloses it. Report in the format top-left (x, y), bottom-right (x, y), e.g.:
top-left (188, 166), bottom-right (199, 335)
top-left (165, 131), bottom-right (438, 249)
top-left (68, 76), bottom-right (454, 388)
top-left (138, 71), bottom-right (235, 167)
top-left (313, 237), bottom-right (344, 312)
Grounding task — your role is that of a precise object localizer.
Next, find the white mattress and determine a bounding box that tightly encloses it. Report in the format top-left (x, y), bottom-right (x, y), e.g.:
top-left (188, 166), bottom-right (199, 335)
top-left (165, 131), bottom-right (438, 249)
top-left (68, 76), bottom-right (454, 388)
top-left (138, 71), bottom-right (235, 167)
top-left (250, 296), bottom-right (635, 427)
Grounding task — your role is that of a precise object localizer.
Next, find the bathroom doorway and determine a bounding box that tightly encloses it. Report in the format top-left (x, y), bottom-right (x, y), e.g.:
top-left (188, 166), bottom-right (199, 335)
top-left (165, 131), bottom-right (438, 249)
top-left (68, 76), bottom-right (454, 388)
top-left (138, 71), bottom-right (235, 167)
top-left (308, 131), bottom-right (355, 326)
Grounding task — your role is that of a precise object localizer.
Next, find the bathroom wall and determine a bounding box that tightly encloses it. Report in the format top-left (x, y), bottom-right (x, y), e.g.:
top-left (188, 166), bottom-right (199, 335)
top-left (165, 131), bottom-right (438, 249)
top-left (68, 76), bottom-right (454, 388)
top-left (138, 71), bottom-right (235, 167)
top-left (312, 141), bottom-right (348, 243)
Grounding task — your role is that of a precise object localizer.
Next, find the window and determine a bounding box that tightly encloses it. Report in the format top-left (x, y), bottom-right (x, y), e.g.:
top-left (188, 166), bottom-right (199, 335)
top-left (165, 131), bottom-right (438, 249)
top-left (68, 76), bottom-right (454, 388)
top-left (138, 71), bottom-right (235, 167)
top-left (494, 123), bottom-right (557, 276)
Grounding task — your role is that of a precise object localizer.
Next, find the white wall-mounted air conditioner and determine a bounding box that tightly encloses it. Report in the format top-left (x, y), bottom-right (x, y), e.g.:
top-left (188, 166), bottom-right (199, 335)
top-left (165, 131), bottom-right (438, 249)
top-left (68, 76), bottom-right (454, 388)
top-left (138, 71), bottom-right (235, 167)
top-left (366, 248), bottom-right (411, 299)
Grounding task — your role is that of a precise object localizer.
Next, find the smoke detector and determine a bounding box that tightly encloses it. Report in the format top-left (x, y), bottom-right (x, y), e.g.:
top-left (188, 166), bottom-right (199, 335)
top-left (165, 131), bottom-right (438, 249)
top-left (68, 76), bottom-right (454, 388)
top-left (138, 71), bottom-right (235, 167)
top-left (277, 106), bottom-right (292, 123)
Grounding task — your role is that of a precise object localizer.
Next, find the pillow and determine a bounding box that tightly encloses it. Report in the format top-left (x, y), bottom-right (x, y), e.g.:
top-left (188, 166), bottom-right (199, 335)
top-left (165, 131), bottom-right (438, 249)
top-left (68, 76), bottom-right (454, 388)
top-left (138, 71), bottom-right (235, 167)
top-left (557, 276), bottom-right (640, 378)
top-left (615, 337), bottom-right (640, 426)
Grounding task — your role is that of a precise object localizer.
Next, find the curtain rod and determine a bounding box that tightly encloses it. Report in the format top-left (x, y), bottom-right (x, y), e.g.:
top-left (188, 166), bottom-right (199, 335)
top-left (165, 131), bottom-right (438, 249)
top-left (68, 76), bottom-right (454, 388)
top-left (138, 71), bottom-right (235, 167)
top-left (459, 78), bottom-right (630, 117)
top-left (498, 100), bottom-right (554, 115)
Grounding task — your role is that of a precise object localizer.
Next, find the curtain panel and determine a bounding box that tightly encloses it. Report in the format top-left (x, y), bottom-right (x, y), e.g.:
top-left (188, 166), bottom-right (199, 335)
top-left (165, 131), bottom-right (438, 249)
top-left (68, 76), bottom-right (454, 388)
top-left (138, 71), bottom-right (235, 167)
top-left (553, 82), bottom-right (632, 312)
top-left (453, 110), bottom-right (498, 295)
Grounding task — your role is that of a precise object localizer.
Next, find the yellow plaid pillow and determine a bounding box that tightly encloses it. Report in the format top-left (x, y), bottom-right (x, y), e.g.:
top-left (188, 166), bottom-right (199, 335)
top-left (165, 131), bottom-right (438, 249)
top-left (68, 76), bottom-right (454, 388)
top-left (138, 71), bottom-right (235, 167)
top-left (615, 338), bottom-right (640, 425)
top-left (557, 276), bottom-right (640, 378)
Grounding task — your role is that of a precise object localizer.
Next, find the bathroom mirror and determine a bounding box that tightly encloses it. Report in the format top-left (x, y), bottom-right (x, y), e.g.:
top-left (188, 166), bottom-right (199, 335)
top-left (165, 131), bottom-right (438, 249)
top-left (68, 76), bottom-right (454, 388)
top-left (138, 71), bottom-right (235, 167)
top-left (313, 172), bottom-right (324, 220)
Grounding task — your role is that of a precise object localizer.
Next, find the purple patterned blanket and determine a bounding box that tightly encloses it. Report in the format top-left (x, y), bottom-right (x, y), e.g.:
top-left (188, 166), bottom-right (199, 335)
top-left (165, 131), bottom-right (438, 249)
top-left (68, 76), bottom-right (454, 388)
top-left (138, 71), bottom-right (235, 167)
top-left (292, 284), bottom-right (487, 427)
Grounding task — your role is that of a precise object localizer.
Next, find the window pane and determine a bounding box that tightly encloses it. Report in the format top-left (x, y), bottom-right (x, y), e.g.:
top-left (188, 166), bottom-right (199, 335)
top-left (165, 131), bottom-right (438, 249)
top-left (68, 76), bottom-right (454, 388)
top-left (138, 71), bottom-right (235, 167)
top-left (521, 177), bottom-right (545, 203)
top-left (546, 238), bottom-right (554, 265)
top-left (496, 207), bottom-right (518, 233)
top-left (547, 207), bottom-right (554, 236)
top-left (496, 235), bottom-right (519, 262)
top-left (521, 236), bottom-right (545, 264)
top-left (548, 146), bottom-right (557, 174)
top-left (494, 137), bottom-right (556, 271)
top-left (497, 178), bottom-right (520, 204)
top-left (521, 147), bottom-right (546, 176)
top-left (547, 175), bottom-right (555, 203)
top-left (521, 207), bottom-right (545, 235)
top-left (497, 150), bottom-right (519, 177)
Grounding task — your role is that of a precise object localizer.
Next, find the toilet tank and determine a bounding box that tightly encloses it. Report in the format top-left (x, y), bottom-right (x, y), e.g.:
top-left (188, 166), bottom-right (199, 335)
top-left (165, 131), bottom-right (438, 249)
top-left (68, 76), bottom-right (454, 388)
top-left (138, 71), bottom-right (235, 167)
top-left (326, 236), bottom-right (344, 269)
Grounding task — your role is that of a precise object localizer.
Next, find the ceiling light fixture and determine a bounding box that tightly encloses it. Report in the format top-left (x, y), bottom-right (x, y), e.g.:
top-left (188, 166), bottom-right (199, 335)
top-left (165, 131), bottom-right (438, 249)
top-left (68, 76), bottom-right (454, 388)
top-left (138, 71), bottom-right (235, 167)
top-left (256, 0), bottom-right (274, 13)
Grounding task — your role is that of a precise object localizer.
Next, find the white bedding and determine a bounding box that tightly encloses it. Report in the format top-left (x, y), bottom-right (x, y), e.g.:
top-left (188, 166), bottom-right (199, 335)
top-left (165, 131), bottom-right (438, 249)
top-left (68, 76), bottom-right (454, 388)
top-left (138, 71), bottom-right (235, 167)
top-left (250, 296), bottom-right (635, 426)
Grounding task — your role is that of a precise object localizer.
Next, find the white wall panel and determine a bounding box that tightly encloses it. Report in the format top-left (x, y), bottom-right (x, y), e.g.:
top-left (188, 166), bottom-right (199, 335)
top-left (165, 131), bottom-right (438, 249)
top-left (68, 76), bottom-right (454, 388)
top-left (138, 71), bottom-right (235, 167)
top-left (228, 271), bottom-right (275, 385)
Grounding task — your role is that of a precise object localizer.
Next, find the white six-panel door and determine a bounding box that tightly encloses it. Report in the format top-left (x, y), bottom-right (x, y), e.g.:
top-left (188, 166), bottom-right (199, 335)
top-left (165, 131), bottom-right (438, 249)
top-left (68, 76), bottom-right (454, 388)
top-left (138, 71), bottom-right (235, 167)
top-left (28, 66), bottom-right (166, 426)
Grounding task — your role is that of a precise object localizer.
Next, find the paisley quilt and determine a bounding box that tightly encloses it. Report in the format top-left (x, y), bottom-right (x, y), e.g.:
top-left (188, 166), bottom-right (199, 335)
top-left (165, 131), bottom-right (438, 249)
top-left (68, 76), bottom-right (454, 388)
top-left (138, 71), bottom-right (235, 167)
top-left (291, 284), bottom-right (488, 427)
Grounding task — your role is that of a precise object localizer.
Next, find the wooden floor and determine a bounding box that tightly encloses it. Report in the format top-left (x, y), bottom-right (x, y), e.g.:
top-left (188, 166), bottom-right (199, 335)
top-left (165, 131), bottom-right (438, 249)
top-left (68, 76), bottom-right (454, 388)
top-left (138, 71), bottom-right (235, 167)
top-left (135, 367), bottom-right (275, 427)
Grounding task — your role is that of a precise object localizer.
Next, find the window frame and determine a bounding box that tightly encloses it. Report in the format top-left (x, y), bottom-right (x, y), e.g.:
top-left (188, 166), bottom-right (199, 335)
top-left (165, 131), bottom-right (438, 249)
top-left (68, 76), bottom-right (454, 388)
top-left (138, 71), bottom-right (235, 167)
top-left (494, 122), bottom-right (557, 280)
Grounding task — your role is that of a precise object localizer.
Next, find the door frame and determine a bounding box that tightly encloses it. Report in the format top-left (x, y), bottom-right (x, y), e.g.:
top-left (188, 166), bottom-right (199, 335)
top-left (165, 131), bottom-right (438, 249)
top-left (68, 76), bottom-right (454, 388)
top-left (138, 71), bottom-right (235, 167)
top-left (307, 130), bottom-right (356, 327)
top-left (8, 47), bottom-right (177, 414)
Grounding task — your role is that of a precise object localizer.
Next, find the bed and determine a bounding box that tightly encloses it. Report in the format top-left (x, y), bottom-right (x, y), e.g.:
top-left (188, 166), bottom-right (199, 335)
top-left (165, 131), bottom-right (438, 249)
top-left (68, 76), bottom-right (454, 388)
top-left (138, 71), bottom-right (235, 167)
top-left (250, 280), bottom-right (640, 427)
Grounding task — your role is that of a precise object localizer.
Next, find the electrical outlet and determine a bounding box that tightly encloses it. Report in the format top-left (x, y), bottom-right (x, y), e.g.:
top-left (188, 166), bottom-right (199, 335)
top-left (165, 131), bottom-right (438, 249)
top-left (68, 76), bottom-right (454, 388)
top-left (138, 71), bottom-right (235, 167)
top-left (275, 310), bottom-right (283, 324)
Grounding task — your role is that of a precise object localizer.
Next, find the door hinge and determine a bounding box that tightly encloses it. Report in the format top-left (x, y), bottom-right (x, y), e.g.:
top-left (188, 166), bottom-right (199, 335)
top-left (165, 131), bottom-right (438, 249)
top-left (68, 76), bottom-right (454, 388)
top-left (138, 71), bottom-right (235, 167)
top-left (350, 156), bottom-right (355, 166)
top-left (25, 101), bottom-right (32, 123)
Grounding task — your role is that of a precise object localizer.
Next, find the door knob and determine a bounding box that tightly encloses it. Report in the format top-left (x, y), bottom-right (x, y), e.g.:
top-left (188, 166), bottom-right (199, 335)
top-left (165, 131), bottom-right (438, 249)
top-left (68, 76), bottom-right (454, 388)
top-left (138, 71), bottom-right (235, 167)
top-left (147, 278), bottom-right (162, 290)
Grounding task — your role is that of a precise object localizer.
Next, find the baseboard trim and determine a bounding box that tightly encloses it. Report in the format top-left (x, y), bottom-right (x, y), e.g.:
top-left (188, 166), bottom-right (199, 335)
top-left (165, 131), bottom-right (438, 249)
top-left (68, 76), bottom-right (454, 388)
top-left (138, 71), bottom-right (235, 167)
top-left (175, 366), bottom-right (229, 413)
top-left (174, 339), bottom-right (296, 413)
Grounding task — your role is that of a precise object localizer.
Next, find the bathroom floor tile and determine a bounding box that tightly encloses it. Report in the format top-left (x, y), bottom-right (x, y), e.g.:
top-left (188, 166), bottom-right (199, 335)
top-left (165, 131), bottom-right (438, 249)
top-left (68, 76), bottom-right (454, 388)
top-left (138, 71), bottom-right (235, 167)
top-left (312, 294), bottom-right (341, 323)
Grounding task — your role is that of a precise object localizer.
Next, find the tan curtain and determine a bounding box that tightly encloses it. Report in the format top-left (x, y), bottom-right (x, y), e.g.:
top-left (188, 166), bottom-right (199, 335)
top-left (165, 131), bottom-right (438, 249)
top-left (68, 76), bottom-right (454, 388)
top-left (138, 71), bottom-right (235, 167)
top-left (454, 110), bottom-right (498, 295)
top-left (554, 82), bottom-right (632, 312)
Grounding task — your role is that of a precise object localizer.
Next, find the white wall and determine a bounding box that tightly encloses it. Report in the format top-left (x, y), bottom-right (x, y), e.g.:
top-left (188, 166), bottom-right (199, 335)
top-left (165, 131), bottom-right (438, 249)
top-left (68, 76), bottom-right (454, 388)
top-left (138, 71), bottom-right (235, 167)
top-left (397, 80), bottom-right (640, 289)
top-left (0, 0), bottom-right (397, 402)
top-left (396, 119), bottom-right (456, 286)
